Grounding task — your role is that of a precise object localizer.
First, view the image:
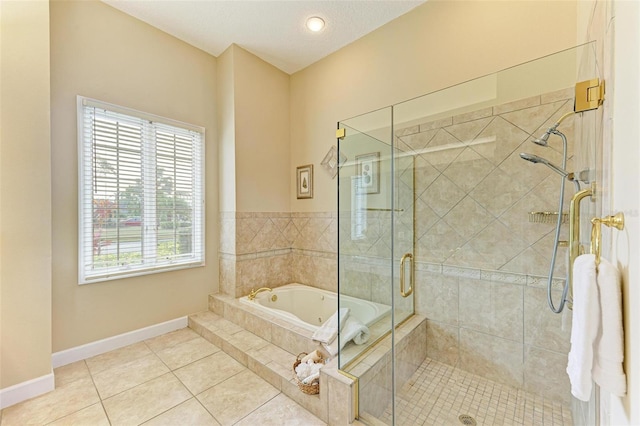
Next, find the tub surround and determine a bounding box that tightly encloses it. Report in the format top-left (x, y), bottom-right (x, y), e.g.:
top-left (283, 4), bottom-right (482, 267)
top-left (219, 211), bottom-right (337, 297)
top-left (192, 290), bottom-right (426, 424)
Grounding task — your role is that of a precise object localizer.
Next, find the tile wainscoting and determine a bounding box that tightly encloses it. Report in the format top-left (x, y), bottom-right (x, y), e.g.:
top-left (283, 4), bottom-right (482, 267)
top-left (219, 212), bottom-right (338, 298)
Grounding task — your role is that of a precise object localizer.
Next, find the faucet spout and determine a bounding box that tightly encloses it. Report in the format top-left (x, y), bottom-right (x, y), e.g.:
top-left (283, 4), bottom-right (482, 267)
top-left (248, 287), bottom-right (272, 300)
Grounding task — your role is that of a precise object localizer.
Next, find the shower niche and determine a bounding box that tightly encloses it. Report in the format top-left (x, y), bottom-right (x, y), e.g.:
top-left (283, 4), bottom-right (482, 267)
top-left (337, 43), bottom-right (600, 425)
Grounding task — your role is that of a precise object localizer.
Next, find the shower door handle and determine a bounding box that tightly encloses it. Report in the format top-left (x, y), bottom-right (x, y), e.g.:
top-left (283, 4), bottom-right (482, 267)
top-left (400, 253), bottom-right (414, 297)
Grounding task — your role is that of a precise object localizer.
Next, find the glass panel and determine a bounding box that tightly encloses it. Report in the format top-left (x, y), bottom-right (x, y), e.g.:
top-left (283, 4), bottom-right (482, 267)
top-left (336, 43), bottom-right (599, 425)
top-left (338, 107), bottom-right (395, 423)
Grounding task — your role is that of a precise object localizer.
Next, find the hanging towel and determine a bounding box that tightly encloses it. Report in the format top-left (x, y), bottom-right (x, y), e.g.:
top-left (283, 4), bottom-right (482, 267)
top-left (312, 308), bottom-right (350, 344)
top-left (592, 257), bottom-right (627, 396)
top-left (567, 254), bottom-right (600, 401)
top-left (323, 316), bottom-right (370, 356)
top-left (567, 254), bottom-right (627, 401)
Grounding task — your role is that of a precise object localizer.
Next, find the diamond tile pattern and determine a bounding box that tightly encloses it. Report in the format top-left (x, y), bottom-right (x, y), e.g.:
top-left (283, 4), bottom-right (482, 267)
top-left (396, 91), bottom-right (574, 277)
top-left (220, 212), bottom-right (338, 296)
top-left (219, 91), bottom-right (574, 302)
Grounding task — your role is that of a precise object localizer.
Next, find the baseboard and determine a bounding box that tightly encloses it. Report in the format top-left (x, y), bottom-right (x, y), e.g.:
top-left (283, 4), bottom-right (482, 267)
top-left (51, 316), bottom-right (188, 368)
top-left (0, 371), bottom-right (54, 410)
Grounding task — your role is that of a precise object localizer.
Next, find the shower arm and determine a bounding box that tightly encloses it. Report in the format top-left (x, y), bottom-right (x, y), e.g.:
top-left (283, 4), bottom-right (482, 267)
top-left (554, 111), bottom-right (576, 129)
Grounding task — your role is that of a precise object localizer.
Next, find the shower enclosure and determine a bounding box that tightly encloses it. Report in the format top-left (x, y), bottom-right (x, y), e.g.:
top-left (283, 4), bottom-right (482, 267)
top-left (337, 44), bottom-right (601, 425)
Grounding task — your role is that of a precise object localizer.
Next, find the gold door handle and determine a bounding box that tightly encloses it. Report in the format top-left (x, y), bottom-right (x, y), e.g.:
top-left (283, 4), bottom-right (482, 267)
top-left (400, 253), bottom-right (414, 298)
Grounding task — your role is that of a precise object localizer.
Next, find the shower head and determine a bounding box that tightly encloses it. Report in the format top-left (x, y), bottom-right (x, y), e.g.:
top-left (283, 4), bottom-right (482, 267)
top-left (533, 131), bottom-right (552, 147)
top-left (531, 111), bottom-right (577, 147)
top-left (519, 152), bottom-right (569, 177)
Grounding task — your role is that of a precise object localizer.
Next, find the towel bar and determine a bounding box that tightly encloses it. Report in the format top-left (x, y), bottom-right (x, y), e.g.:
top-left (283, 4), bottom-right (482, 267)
top-left (568, 185), bottom-right (595, 309)
top-left (590, 213), bottom-right (625, 269)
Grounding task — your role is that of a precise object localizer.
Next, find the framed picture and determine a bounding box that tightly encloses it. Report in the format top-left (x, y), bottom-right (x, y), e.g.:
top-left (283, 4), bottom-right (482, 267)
top-left (355, 152), bottom-right (380, 194)
top-left (296, 164), bottom-right (313, 199)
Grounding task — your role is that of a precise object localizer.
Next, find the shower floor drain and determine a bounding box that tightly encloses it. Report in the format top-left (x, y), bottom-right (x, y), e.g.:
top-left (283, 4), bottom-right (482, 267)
top-left (458, 414), bottom-right (477, 425)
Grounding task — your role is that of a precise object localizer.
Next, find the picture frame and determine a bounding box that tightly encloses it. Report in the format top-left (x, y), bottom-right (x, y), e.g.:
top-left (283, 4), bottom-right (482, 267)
top-left (296, 164), bottom-right (314, 199)
top-left (355, 152), bottom-right (380, 194)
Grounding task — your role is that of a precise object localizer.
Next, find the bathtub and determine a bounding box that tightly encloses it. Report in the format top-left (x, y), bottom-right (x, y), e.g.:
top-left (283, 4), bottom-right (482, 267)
top-left (239, 283), bottom-right (391, 333)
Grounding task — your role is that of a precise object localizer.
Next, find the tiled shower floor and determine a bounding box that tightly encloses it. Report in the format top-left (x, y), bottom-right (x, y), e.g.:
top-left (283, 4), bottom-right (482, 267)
top-left (378, 358), bottom-right (572, 426)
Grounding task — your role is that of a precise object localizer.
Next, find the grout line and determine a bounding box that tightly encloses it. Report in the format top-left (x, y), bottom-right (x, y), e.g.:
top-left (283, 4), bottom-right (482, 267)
top-left (231, 392), bottom-right (282, 425)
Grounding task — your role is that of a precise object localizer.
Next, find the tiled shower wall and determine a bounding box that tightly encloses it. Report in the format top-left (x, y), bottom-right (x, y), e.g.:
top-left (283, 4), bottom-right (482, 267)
top-left (402, 87), bottom-right (577, 403)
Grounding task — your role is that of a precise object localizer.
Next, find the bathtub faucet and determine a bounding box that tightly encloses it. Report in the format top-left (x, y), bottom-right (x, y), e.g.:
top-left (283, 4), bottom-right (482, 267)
top-left (248, 287), bottom-right (272, 300)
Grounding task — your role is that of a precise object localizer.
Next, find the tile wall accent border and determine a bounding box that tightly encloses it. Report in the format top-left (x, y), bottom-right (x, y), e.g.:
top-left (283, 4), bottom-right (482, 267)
top-left (218, 212), bottom-right (338, 296)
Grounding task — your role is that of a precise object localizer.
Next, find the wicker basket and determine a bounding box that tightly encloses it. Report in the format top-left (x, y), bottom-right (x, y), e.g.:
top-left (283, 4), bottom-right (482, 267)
top-left (292, 352), bottom-right (323, 395)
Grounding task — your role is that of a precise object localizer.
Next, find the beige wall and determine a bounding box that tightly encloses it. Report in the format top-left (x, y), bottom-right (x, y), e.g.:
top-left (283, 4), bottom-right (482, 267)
top-left (290, 0), bottom-right (578, 212)
top-left (218, 44), bottom-right (290, 213)
top-left (233, 45), bottom-right (290, 213)
top-left (0, 0), bottom-right (53, 389)
top-left (217, 47), bottom-right (236, 213)
top-left (50, 1), bottom-right (218, 351)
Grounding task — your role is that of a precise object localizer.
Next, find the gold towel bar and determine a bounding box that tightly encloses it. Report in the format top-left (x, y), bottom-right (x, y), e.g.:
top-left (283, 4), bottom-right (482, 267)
top-left (568, 185), bottom-right (595, 309)
top-left (590, 213), bottom-right (625, 269)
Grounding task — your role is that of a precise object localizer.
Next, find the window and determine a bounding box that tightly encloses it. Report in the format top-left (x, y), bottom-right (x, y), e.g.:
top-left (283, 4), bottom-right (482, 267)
top-left (78, 97), bottom-right (204, 283)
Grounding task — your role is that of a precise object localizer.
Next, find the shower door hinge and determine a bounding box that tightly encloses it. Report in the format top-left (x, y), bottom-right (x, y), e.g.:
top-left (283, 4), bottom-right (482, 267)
top-left (574, 78), bottom-right (605, 112)
top-left (336, 128), bottom-right (346, 140)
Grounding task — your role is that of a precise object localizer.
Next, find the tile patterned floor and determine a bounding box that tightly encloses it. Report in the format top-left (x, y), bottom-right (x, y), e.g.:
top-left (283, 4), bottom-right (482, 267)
top-left (378, 357), bottom-right (572, 426)
top-left (0, 328), bottom-right (326, 426)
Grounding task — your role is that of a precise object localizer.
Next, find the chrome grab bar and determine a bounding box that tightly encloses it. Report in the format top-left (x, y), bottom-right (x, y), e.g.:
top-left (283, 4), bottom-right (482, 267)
top-left (400, 253), bottom-right (414, 298)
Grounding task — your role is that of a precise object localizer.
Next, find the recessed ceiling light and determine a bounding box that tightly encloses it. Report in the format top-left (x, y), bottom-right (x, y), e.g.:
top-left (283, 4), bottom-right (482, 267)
top-left (306, 16), bottom-right (325, 32)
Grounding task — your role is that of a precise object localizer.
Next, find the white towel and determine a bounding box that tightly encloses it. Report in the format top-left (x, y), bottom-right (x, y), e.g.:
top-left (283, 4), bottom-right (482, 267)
top-left (567, 254), bottom-right (627, 401)
top-left (323, 316), bottom-right (370, 356)
top-left (567, 254), bottom-right (600, 401)
top-left (592, 257), bottom-right (627, 396)
top-left (295, 361), bottom-right (322, 382)
top-left (312, 308), bottom-right (349, 344)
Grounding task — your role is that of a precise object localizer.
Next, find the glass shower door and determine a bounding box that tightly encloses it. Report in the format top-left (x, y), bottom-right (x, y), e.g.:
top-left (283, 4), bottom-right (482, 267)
top-left (338, 106), bottom-right (416, 425)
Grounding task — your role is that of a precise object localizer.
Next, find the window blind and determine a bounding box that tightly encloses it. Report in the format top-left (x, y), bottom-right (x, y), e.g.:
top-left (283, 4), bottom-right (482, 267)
top-left (78, 97), bottom-right (204, 283)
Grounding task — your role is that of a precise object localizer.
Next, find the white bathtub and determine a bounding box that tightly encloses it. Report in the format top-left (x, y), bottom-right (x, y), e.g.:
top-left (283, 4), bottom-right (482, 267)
top-left (239, 283), bottom-right (391, 332)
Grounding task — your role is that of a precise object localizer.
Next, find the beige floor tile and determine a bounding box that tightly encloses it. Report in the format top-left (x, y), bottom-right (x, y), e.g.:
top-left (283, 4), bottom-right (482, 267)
top-left (156, 337), bottom-right (220, 370)
top-left (197, 370), bottom-right (280, 426)
top-left (145, 328), bottom-right (200, 353)
top-left (85, 342), bottom-right (153, 375)
top-left (234, 393), bottom-right (326, 426)
top-left (174, 351), bottom-right (245, 395)
top-left (102, 373), bottom-right (191, 426)
top-left (1, 377), bottom-right (99, 426)
top-left (54, 361), bottom-right (91, 387)
top-left (92, 353), bottom-right (170, 399)
top-left (47, 403), bottom-right (110, 426)
top-left (142, 398), bottom-right (220, 426)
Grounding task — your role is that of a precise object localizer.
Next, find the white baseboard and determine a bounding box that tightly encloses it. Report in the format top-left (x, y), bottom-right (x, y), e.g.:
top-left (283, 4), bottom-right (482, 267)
top-left (0, 371), bottom-right (54, 410)
top-left (0, 317), bottom-right (187, 410)
top-left (51, 316), bottom-right (188, 368)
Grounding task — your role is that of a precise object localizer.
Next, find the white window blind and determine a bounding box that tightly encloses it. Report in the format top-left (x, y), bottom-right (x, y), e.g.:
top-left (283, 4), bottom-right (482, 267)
top-left (78, 97), bottom-right (205, 283)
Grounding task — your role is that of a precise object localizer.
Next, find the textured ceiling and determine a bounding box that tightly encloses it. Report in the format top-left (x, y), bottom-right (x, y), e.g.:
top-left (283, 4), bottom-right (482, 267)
top-left (101, 0), bottom-right (426, 74)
